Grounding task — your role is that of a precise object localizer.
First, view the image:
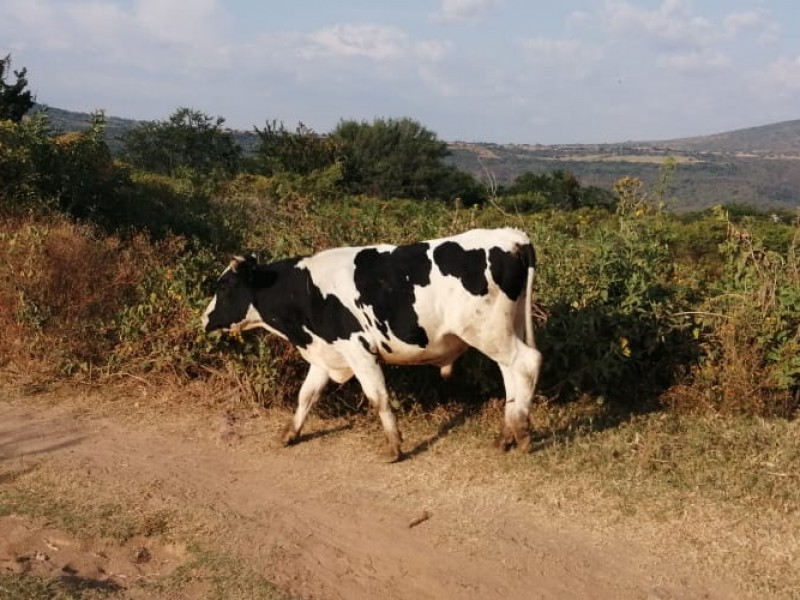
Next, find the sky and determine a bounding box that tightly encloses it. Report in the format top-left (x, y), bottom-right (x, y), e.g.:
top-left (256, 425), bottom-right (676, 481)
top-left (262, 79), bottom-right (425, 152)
top-left (2, 0), bottom-right (799, 144)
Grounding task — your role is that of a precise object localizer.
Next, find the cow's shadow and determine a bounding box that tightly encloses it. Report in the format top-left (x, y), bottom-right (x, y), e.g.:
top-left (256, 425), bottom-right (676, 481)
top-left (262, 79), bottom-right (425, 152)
top-left (404, 403), bottom-right (482, 459)
top-left (292, 422), bottom-right (353, 444)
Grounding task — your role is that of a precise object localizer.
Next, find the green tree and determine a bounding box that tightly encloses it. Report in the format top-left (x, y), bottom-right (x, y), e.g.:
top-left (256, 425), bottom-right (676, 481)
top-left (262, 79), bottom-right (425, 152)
top-left (120, 107), bottom-right (241, 178)
top-left (433, 167), bottom-right (486, 206)
top-left (254, 120), bottom-right (341, 176)
top-left (36, 113), bottom-right (122, 220)
top-left (332, 117), bottom-right (456, 200)
top-left (0, 54), bottom-right (35, 122)
top-left (504, 169), bottom-right (615, 210)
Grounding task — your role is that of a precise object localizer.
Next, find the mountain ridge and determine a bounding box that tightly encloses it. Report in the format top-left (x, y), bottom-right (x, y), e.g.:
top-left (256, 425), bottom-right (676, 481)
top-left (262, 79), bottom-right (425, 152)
top-left (641, 119), bottom-right (800, 156)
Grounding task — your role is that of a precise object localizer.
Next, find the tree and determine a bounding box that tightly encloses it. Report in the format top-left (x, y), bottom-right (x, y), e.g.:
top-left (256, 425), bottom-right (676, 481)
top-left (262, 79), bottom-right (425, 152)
top-left (331, 117), bottom-right (456, 200)
top-left (254, 120), bottom-right (340, 176)
top-left (504, 169), bottom-right (615, 211)
top-left (0, 54), bottom-right (35, 122)
top-left (120, 107), bottom-right (241, 178)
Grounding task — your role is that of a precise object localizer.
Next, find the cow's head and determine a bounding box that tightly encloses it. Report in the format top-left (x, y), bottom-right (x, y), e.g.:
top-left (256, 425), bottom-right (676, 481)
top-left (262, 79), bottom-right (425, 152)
top-left (201, 254), bottom-right (258, 333)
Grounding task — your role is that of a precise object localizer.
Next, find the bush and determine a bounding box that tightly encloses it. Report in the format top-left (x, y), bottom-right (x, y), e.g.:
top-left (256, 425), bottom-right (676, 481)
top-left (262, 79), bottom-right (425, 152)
top-left (532, 186), bottom-right (692, 405)
top-left (1, 169), bottom-right (797, 420)
top-left (0, 216), bottom-right (155, 373)
top-left (0, 114), bottom-right (52, 211)
top-left (680, 210), bottom-right (800, 416)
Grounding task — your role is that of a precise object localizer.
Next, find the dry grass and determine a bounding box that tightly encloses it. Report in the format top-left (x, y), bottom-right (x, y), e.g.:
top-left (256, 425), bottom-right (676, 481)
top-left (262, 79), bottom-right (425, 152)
top-left (383, 397), bottom-right (800, 599)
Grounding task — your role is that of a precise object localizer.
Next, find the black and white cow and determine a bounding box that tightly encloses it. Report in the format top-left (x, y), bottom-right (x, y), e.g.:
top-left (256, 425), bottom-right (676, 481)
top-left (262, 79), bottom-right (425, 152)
top-left (201, 228), bottom-right (542, 461)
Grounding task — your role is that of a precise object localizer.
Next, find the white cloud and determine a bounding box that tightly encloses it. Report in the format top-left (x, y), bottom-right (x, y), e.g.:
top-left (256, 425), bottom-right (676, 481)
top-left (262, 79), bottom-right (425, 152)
top-left (297, 24), bottom-right (452, 67)
top-left (603, 0), bottom-right (715, 48)
top-left (134, 0), bottom-right (229, 47)
top-left (658, 49), bottom-right (730, 73)
top-left (763, 55), bottom-right (800, 92)
top-left (414, 40), bottom-right (453, 62)
top-left (566, 10), bottom-right (591, 28)
top-left (522, 38), bottom-right (602, 77)
top-left (723, 11), bottom-right (763, 36)
top-left (302, 24), bottom-right (409, 61)
top-left (434, 0), bottom-right (501, 23)
top-left (418, 65), bottom-right (458, 97)
top-left (0, 0), bottom-right (231, 69)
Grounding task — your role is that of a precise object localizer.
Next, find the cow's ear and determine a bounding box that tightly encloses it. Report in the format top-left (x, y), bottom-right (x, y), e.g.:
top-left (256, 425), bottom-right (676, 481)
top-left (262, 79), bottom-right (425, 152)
top-left (230, 254), bottom-right (257, 273)
top-left (229, 256), bottom-right (243, 272)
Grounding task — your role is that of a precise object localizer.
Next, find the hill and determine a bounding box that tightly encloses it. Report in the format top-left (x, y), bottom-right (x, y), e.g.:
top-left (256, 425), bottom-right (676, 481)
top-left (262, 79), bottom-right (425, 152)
top-left (447, 119), bottom-right (800, 211)
top-left (30, 105), bottom-right (800, 212)
top-left (650, 119), bottom-right (800, 155)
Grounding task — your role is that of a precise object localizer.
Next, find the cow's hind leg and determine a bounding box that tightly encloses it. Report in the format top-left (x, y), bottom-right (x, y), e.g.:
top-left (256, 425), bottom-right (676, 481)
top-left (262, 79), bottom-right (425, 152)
top-left (495, 365), bottom-right (517, 451)
top-left (280, 364), bottom-right (330, 446)
top-left (494, 342), bottom-right (542, 453)
top-left (349, 356), bottom-right (402, 462)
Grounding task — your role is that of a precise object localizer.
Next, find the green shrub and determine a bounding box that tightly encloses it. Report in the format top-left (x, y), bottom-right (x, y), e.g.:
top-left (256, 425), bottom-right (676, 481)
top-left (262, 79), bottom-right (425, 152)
top-left (682, 210), bottom-right (800, 416)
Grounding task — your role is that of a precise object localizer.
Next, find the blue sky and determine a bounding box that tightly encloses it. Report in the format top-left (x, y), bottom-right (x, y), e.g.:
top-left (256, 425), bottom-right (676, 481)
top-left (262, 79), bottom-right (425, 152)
top-left (2, 0), bottom-right (799, 144)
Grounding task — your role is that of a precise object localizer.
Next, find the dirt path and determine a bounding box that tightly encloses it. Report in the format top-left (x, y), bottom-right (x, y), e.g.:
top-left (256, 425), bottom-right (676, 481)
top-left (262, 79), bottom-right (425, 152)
top-left (0, 391), bottom-right (743, 599)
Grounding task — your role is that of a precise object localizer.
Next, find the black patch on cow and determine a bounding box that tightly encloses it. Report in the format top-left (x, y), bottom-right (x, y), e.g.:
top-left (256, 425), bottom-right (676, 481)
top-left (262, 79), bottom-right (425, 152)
top-left (381, 341), bottom-right (392, 354)
top-left (376, 318), bottom-right (389, 338)
top-left (207, 257), bottom-right (362, 349)
top-left (358, 335), bottom-right (375, 355)
top-left (353, 243), bottom-right (432, 347)
top-left (432, 241), bottom-right (488, 296)
top-left (488, 244), bottom-right (532, 301)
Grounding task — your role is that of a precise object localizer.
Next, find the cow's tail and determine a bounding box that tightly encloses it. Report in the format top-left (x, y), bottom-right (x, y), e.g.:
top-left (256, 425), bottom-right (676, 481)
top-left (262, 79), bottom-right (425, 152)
top-left (522, 242), bottom-right (536, 347)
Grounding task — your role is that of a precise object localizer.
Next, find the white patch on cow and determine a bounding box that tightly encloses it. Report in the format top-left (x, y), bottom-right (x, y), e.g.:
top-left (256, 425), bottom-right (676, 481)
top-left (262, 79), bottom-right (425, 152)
top-left (296, 332), bottom-right (359, 384)
top-left (200, 296), bottom-right (216, 330)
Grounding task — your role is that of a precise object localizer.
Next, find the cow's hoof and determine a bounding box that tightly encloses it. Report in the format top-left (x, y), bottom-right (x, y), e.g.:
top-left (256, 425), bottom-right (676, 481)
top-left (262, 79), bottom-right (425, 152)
top-left (382, 431), bottom-right (403, 463)
top-left (512, 421), bottom-right (532, 453)
top-left (279, 421), bottom-right (299, 447)
top-left (515, 432), bottom-right (532, 454)
top-left (382, 445), bottom-right (403, 463)
top-left (494, 427), bottom-right (514, 452)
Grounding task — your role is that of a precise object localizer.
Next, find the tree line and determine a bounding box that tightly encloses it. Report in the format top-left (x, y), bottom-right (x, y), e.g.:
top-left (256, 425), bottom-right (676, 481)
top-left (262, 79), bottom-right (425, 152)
top-left (1, 55), bottom-right (615, 228)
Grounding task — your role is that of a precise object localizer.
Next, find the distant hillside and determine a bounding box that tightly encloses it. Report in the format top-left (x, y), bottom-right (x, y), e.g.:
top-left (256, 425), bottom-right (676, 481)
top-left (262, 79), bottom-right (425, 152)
top-left (446, 118), bottom-right (800, 211)
top-left (650, 119), bottom-right (800, 156)
top-left (28, 105), bottom-right (800, 211)
top-left (29, 105), bottom-right (139, 153)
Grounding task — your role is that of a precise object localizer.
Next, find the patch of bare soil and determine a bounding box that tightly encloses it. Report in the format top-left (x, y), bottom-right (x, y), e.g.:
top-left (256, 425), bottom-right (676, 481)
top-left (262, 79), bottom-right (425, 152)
top-left (0, 389), bottom-right (745, 600)
top-left (0, 514), bottom-right (186, 592)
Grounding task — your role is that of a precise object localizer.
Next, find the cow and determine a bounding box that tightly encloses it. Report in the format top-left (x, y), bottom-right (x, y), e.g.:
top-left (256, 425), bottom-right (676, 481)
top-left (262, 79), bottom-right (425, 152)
top-left (201, 228), bottom-right (542, 462)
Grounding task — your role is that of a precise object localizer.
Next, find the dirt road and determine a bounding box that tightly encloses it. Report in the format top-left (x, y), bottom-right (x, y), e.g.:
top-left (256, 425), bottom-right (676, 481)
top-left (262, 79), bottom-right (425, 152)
top-left (0, 390), bottom-right (743, 599)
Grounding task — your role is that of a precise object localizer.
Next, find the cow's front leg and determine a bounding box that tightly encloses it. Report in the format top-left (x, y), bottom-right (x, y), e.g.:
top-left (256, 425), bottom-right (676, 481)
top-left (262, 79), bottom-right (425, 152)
top-left (350, 356), bottom-right (402, 462)
top-left (280, 364), bottom-right (330, 446)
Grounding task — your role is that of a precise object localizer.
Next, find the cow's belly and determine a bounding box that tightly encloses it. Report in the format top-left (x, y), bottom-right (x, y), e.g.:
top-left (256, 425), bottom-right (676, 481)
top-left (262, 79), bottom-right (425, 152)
top-left (298, 328), bottom-right (470, 381)
top-left (297, 338), bottom-right (355, 383)
top-left (378, 333), bottom-right (469, 367)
